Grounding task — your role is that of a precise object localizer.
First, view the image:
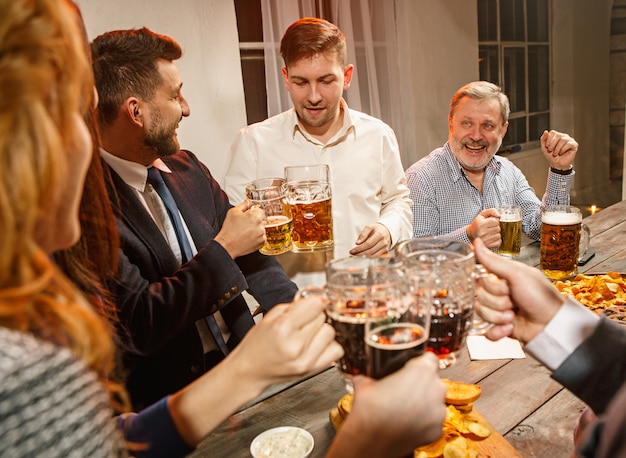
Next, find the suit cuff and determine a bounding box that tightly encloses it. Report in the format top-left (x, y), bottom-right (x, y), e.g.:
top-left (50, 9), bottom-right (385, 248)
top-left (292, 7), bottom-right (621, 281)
top-left (525, 296), bottom-right (600, 371)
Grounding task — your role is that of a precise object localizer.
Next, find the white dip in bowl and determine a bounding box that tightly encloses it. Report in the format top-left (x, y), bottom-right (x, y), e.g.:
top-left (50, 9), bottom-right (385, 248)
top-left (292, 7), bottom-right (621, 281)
top-left (250, 426), bottom-right (314, 458)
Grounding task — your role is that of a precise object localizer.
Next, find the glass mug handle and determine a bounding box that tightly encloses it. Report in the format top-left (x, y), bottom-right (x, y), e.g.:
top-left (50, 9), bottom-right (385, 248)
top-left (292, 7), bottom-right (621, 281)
top-left (578, 223), bottom-right (591, 263)
top-left (470, 264), bottom-right (495, 336)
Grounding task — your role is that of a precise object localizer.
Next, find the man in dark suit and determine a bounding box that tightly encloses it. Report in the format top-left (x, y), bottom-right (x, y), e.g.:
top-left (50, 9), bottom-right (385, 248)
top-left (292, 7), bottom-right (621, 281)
top-left (91, 27), bottom-right (298, 410)
top-left (473, 238), bottom-right (626, 458)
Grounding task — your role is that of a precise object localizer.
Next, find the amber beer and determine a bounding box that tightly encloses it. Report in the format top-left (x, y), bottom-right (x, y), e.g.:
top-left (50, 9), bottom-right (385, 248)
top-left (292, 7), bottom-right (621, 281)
top-left (245, 177), bottom-right (293, 255)
top-left (285, 164), bottom-right (334, 252)
top-left (540, 207), bottom-right (582, 280)
top-left (498, 205), bottom-right (522, 258)
top-left (263, 214), bottom-right (293, 255)
top-left (290, 196), bottom-right (333, 251)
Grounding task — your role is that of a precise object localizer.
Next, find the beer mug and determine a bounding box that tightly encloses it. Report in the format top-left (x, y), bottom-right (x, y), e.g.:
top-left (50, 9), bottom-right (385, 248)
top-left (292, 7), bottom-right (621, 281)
top-left (245, 177), bottom-right (293, 255)
top-left (396, 237), bottom-right (487, 369)
top-left (540, 205), bottom-right (590, 281)
top-left (297, 256), bottom-right (429, 391)
top-left (284, 164), bottom-right (333, 252)
top-left (498, 204), bottom-right (522, 258)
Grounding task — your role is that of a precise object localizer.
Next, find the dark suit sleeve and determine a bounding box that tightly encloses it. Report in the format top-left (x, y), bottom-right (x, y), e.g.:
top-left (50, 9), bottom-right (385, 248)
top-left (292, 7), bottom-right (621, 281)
top-left (235, 251), bottom-right (299, 310)
top-left (552, 318), bottom-right (626, 414)
top-left (112, 233), bottom-right (249, 356)
top-left (178, 151), bottom-right (298, 311)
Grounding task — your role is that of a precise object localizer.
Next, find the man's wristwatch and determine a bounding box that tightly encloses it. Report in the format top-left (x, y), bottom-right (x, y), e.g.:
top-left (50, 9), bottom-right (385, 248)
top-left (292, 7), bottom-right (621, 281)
top-left (550, 165), bottom-right (574, 175)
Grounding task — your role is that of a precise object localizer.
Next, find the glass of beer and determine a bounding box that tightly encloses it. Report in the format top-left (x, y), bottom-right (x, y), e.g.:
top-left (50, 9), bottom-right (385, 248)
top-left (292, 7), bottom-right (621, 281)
top-left (362, 258), bottom-right (431, 380)
top-left (396, 237), bottom-right (481, 369)
top-left (540, 205), bottom-right (590, 280)
top-left (297, 256), bottom-right (429, 391)
top-left (245, 177), bottom-right (293, 255)
top-left (498, 204), bottom-right (522, 258)
top-left (284, 164), bottom-right (333, 252)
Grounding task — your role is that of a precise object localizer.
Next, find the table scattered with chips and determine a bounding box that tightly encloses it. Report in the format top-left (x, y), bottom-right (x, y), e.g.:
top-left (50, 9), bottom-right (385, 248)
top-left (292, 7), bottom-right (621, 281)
top-left (190, 199), bottom-right (626, 458)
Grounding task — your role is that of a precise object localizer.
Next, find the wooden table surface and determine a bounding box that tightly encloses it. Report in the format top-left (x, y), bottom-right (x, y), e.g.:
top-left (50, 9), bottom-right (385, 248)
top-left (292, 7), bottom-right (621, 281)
top-left (190, 199), bottom-right (626, 458)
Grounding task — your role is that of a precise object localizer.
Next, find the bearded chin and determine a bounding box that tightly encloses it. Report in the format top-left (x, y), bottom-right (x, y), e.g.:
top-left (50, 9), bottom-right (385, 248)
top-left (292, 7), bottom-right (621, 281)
top-left (145, 130), bottom-right (179, 158)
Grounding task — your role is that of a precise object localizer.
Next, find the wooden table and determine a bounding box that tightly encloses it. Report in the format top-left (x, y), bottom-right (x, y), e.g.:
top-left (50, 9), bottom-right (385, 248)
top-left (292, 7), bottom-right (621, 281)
top-left (191, 200), bottom-right (626, 458)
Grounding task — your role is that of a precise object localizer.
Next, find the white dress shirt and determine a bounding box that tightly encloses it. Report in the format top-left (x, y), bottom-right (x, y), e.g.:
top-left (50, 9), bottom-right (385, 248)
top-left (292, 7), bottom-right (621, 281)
top-left (223, 100), bottom-right (412, 287)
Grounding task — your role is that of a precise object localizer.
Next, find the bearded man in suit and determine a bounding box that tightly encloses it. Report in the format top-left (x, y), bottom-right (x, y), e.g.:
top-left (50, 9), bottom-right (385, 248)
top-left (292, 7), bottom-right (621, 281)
top-left (91, 27), bottom-right (298, 410)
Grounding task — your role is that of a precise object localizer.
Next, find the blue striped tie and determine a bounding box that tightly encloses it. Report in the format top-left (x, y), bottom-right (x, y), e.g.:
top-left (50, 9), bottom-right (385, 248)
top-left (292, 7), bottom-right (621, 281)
top-left (147, 167), bottom-right (230, 356)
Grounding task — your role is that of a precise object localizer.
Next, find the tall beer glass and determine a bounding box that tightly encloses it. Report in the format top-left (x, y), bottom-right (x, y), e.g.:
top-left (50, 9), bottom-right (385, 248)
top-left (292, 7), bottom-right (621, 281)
top-left (540, 205), bottom-right (590, 280)
top-left (284, 164), bottom-right (333, 252)
top-left (245, 177), bottom-right (293, 255)
top-left (396, 237), bottom-right (483, 369)
top-left (498, 204), bottom-right (522, 258)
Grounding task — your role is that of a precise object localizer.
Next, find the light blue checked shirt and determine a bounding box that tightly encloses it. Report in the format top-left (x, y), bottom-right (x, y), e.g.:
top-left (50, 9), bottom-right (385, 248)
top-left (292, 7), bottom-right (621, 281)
top-left (405, 142), bottom-right (574, 243)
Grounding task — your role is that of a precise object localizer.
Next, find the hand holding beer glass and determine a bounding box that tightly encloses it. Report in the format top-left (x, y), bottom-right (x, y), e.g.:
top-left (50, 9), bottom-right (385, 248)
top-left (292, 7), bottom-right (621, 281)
top-left (498, 204), bottom-right (522, 258)
top-left (540, 205), bottom-right (590, 280)
top-left (245, 178), bottom-right (293, 255)
top-left (396, 237), bottom-right (488, 369)
top-left (284, 164), bottom-right (334, 252)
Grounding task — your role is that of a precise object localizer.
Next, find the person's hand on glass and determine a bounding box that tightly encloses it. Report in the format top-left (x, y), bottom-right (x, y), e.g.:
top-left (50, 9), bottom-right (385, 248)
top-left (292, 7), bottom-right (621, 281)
top-left (327, 353), bottom-right (446, 458)
top-left (473, 237), bottom-right (566, 343)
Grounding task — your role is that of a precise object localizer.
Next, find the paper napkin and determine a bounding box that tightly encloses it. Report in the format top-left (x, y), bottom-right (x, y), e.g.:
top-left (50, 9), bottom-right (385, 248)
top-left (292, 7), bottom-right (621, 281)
top-left (466, 335), bottom-right (526, 360)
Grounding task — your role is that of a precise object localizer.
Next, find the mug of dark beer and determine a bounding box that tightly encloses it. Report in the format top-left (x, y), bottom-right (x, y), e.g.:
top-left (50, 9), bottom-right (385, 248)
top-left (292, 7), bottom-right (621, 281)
top-left (498, 204), bottom-right (522, 258)
top-left (540, 205), bottom-right (590, 280)
top-left (396, 237), bottom-right (489, 368)
top-left (284, 164), bottom-right (333, 252)
top-left (296, 256), bottom-right (430, 391)
top-left (245, 177), bottom-right (293, 255)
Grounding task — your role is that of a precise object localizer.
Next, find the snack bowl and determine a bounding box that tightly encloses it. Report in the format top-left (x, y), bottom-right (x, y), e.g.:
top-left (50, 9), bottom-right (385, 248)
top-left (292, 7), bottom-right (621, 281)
top-left (250, 426), bottom-right (314, 458)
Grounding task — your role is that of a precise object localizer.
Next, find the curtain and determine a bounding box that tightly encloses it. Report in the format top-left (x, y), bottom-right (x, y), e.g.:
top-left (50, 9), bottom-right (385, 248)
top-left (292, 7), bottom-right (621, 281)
top-left (260, 0), bottom-right (412, 165)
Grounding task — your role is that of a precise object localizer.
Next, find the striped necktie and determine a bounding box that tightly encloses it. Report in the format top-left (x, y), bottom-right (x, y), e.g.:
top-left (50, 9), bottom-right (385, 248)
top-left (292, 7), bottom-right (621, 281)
top-left (147, 167), bottom-right (230, 356)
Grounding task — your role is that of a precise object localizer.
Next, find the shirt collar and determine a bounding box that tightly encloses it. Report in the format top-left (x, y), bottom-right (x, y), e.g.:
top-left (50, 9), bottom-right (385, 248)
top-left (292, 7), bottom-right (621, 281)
top-left (100, 149), bottom-right (172, 192)
top-left (290, 98), bottom-right (356, 145)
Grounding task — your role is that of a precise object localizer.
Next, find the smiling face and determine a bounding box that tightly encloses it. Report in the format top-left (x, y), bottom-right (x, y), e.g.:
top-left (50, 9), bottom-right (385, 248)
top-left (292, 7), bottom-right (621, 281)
top-left (143, 59), bottom-right (190, 158)
top-left (282, 51), bottom-right (353, 139)
top-left (448, 96), bottom-right (508, 171)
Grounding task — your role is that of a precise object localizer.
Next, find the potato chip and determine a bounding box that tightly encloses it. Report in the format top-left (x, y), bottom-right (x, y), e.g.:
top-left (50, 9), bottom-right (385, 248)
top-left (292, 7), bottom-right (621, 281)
top-left (414, 388), bottom-right (490, 458)
top-left (337, 393), bottom-right (353, 417)
top-left (333, 381), bottom-right (490, 458)
top-left (466, 421), bottom-right (491, 439)
top-left (442, 379), bottom-right (482, 406)
top-left (443, 436), bottom-right (478, 458)
top-left (555, 272), bottom-right (626, 323)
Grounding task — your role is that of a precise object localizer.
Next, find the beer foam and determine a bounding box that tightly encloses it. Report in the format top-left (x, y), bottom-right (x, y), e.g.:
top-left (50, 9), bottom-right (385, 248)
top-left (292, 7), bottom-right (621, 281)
top-left (366, 323), bottom-right (427, 350)
top-left (542, 211), bottom-right (581, 225)
top-left (500, 214), bottom-right (522, 222)
top-left (265, 215), bottom-right (292, 227)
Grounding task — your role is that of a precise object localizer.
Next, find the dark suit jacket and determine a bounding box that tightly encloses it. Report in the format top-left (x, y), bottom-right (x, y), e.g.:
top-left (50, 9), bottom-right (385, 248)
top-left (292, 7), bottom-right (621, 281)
top-left (552, 318), bottom-right (626, 457)
top-left (106, 150), bottom-right (298, 410)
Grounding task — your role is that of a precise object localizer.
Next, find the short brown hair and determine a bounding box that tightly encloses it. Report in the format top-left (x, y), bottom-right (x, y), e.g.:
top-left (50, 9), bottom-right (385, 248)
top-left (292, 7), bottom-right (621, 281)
top-left (91, 27), bottom-right (182, 126)
top-left (280, 17), bottom-right (347, 68)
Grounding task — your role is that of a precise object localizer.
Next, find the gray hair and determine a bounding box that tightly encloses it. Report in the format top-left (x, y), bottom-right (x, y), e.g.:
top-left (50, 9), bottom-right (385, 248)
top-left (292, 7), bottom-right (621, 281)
top-left (448, 81), bottom-right (510, 125)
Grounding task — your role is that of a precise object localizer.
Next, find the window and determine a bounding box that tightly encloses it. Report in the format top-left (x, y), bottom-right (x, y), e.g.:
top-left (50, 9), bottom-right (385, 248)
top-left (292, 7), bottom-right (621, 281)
top-left (234, 0), bottom-right (267, 125)
top-left (478, 0), bottom-right (550, 151)
top-left (234, 0), bottom-right (335, 125)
